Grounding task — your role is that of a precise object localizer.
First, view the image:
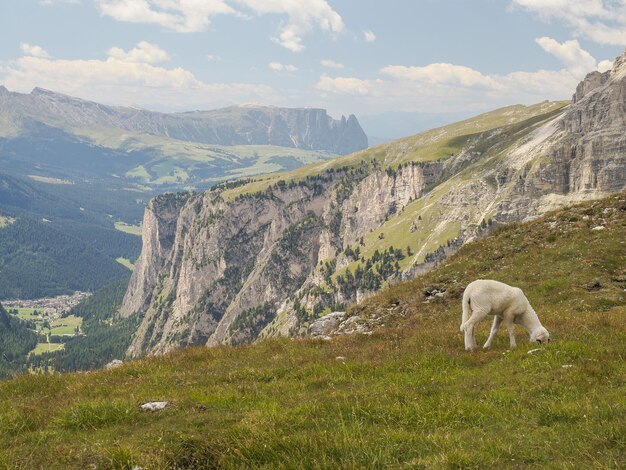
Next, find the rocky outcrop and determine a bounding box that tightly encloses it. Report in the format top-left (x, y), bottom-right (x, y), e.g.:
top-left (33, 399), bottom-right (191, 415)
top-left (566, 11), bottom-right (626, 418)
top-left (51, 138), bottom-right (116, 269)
top-left (0, 88), bottom-right (367, 154)
top-left (121, 161), bottom-right (442, 356)
top-left (119, 51), bottom-right (626, 357)
top-left (501, 52), bottom-right (626, 217)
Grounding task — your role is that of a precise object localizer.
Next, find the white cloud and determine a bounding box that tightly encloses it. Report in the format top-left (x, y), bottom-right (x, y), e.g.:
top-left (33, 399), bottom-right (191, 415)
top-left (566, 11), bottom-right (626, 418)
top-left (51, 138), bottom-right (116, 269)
top-left (363, 30), bottom-right (376, 43)
top-left (96, 0), bottom-right (235, 33)
top-left (315, 59), bottom-right (584, 115)
top-left (512, 0), bottom-right (626, 45)
top-left (107, 41), bottom-right (169, 64)
top-left (597, 59), bottom-right (614, 71)
top-left (240, 0), bottom-right (344, 52)
top-left (535, 36), bottom-right (615, 78)
top-left (20, 43), bottom-right (51, 59)
top-left (315, 74), bottom-right (378, 96)
top-left (535, 37), bottom-right (597, 78)
top-left (269, 62), bottom-right (298, 73)
top-left (96, 0), bottom-right (344, 52)
top-left (206, 54), bottom-right (222, 61)
top-left (40, 0), bottom-right (81, 4)
top-left (321, 59), bottom-right (344, 69)
top-left (381, 63), bottom-right (501, 89)
top-left (0, 49), bottom-right (278, 111)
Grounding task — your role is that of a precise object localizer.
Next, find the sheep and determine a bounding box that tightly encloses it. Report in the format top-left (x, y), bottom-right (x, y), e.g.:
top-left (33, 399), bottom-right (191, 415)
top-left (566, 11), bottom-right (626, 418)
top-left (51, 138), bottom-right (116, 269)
top-left (460, 279), bottom-right (550, 351)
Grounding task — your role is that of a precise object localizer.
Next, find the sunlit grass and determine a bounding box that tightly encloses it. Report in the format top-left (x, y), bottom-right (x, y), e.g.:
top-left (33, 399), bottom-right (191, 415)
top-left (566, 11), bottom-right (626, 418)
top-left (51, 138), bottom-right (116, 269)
top-left (0, 193), bottom-right (624, 468)
top-left (114, 221), bottom-right (142, 236)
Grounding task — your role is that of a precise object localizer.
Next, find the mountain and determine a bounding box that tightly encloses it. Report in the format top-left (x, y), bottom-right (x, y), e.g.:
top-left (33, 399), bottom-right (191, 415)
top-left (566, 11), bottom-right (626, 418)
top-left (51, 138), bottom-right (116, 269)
top-left (0, 87), bottom-right (366, 192)
top-left (0, 86), bottom-right (367, 154)
top-left (118, 51), bottom-right (626, 357)
top-left (0, 90), bottom-right (368, 299)
top-left (1, 193), bottom-right (624, 467)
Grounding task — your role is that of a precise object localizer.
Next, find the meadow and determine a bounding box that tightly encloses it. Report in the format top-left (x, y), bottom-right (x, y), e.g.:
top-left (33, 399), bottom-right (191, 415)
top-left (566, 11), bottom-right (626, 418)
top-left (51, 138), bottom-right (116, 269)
top-left (0, 194), bottom-right (623, 469)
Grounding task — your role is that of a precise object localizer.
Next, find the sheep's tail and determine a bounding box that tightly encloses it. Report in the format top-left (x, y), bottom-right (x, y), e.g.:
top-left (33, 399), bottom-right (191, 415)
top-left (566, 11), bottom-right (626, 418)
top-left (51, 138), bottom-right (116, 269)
top-left (460, 289), bottom-right (471, 332)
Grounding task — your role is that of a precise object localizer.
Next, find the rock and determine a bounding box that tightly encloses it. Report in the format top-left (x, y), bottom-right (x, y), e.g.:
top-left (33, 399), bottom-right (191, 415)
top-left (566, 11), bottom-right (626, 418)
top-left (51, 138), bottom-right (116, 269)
top-left (104, 359), bottom-right (123, 370)
top-left (584, 279), bottom-right (603, 291)
top-left (140, 401), bottom-right (168, 411)
top-left (572, 70), bottom-right (610, 103)
top-left (309, 312), bottom-right (346, 337)
top-left (591, 226), bottom-right (605, 231)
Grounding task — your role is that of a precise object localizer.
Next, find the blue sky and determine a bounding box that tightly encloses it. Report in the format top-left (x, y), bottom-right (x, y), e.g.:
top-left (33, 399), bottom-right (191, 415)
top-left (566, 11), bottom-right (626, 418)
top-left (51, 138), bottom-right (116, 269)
top-left (1, 1), bottom-right (625, 137)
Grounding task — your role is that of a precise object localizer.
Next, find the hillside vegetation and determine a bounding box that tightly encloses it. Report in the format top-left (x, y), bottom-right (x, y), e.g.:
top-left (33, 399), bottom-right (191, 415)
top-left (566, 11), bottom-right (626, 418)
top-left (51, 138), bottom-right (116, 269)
top-left (0, 173), bottom-right (142, 299)
top-left (0, 194), bottom-right (624, 468)
top-left (221, 101), bottom-right (567, 200)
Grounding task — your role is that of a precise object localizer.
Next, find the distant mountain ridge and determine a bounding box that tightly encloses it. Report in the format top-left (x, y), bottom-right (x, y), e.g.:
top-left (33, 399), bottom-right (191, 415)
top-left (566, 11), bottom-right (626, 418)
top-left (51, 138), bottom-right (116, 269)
top-left (0, 86), bottom-right (368, 154)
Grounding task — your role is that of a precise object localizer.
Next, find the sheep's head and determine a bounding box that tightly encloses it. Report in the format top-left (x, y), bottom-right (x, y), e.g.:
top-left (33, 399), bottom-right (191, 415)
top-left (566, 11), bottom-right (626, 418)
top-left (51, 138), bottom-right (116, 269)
top-left (530, 326), bottom-right (550, 344)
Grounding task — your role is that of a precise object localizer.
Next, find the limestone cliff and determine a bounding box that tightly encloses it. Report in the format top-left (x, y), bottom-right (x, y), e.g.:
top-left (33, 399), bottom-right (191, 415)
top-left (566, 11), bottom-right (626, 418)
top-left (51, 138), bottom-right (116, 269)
top-left (120, 52), bottom-right (626, 356)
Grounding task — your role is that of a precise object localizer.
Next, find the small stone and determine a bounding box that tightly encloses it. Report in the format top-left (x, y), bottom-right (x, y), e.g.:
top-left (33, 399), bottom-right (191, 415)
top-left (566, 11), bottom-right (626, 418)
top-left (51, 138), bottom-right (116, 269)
top-left (335, 356), bottom-right (346, 361)
top-left (591, 225), bottom-right (605, 231)
top-left (104, 359), bottom-right (123, 370)
top-left (140, 401), bottom-right (168, 411)
top-left (562, 364), bottom-right (573, 368)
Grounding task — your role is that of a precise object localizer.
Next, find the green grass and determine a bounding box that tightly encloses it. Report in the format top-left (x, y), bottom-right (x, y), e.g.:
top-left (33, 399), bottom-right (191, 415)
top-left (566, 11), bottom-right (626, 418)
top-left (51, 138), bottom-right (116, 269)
top-left (114, 222), bottom-right (142, 236)
top-left (48, 316), bottom-right (82, 336)
top-left (125, 165), bottom-right (151, 182)
top-left (27, 175), bottom-right (73, 185)
top-left (29, 343), bottom-right (65, 355)
top-left (116, 257), bottom-right (135, 271)
top-left (8, 309), bottom-right (82, 335)
top-left (0, 194), bottom-right (624, 468)
top-left (10, 307), bottom-right (41, 320)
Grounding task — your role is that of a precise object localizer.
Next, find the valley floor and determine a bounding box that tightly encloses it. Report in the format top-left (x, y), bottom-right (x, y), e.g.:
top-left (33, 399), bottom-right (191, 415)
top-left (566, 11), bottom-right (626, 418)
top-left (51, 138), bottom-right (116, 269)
top-left (0, 194), bottom-right (624, 468)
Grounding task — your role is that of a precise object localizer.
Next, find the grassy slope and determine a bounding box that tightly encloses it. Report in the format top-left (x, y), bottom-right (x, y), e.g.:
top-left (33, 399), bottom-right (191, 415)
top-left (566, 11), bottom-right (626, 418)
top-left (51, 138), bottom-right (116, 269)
top-left (222, 101), bottom-right (567, 200)
top-left (0, 194), bottom-right (623, 468)
top-left (72, 126), bottom-right (337, 187)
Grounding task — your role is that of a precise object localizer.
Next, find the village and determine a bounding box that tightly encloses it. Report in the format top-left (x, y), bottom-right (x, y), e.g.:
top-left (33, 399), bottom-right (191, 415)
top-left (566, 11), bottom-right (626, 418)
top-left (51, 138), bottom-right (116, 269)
top-left (3, 291), bottom-right (91, 319)
top-left (4, 291), bottom-right (92, 356)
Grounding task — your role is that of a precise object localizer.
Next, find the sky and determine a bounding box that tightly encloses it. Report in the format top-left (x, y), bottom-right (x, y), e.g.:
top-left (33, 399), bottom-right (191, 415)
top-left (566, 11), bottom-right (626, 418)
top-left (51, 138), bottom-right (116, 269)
top-left (1, 0), bottom-right (625, 138)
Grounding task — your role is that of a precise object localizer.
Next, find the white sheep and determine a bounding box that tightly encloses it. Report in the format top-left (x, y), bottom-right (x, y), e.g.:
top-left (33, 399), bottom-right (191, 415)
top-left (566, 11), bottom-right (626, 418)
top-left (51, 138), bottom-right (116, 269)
top-left (460, 279), bottom-right (550, 351)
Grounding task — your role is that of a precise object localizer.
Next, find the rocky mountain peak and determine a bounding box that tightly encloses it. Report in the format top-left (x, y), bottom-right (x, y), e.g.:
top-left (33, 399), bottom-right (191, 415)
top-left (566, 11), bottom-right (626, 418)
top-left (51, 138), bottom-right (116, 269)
top-left (572, 50), bottom-right (626, 103)
top-left (572, 70), bottom-right (610, 103)
top-left (612, 49), bottom-right (626, 73)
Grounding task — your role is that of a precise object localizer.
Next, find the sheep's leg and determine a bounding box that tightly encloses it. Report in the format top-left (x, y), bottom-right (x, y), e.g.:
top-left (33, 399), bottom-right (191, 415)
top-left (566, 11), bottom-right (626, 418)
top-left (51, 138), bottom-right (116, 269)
top-left (505, 317), bottom-right (517, 349)
top-left (483, 316), bottom-right (502, 349)
top-left (464, 309), bottom-right (488, 351)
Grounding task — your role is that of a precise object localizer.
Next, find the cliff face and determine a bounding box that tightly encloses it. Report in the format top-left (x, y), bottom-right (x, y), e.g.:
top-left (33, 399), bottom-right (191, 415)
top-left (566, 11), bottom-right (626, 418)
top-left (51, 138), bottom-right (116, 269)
top-left (120, 52), bottom-right (626, 357)
top-left (120, 161), bottom-right (443, 355)
top-left (0, 88), bottom-right (368, 154)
